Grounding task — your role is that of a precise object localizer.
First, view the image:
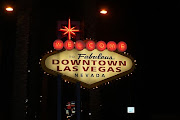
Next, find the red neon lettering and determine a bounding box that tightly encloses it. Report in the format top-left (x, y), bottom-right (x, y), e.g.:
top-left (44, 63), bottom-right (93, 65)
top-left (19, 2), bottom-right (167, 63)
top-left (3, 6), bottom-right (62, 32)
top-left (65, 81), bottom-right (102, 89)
top-left (57, 66), bottom-right (62, 71)
top-left (107, 61), bottom-right (117, 66)
top-left (107, 67), bottom-right (114, 72)
top-left (109, 44), bottom-right (115, 48)
top-left (64, 40), bottom-right (74, 50)
top-left (117, 41), bottom-right (127, 52)
top-left (86, 40), bottom-right (95, 51)
top-left (73, 66), bottom-right (78, 71)
top-left (99, 67), bottom-right (105, 72)
top-left (89, 43), bottom-right (93, 48)
top-left (71, 60), bottom-right (81, 65)
top-left (83, 60), bottom-right (90, 65)
top-left (119, 61), bottom-right (126, 66)
top-left (91, 60), bottom-right (97, 65)
top-left (82, 67), bottom-right (89, 71)
top-left (116, 67), bottom-right (121, 72)
top-left (52, 59), bottom-right (59, 64)
top-left (91, 67), bottom-right (96, 72)
top-left (99, 43), bottom-right (104, 48)
top-left (67, 42), bottom-right (72, 48)
top-left (75, 40), bottom-right (85, 51)
top-left (61, 60), bottom-right (69, 65)
top-left (99, 60), bottom-right (106, 65)
top-left (64, 66), bottom-right (71, 71)
top-left (107, 41), bottom-right (117, 51)
top-left (96, 41), bottom-right (106, 51)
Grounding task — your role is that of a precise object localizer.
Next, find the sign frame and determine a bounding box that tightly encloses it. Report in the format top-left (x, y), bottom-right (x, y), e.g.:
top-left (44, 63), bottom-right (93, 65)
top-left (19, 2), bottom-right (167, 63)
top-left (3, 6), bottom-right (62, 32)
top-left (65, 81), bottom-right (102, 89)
top-left (41, 48), bottom-right (135, 89)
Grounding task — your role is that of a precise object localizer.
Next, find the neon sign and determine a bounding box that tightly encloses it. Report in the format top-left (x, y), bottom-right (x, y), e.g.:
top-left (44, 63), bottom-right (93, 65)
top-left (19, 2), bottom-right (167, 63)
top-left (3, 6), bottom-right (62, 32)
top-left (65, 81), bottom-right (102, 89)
top-left (41, 18), bottom-right (135, 89)
top-left (53, 40), bottom-right (127, 52)
top-left (41, 48), bottom-right (135, 88)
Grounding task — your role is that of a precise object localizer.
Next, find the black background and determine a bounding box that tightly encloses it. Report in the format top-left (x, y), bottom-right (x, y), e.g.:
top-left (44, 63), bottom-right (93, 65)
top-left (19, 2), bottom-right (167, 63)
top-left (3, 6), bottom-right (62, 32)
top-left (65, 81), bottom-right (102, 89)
top-left (0, 0), bottom-right (180, 120)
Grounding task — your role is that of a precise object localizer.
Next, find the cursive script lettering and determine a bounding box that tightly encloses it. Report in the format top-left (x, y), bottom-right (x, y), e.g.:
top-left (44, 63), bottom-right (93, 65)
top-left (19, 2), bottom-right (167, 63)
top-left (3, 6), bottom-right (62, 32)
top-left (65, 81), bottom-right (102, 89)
top-left (78, 53), bottom-right (113, 59)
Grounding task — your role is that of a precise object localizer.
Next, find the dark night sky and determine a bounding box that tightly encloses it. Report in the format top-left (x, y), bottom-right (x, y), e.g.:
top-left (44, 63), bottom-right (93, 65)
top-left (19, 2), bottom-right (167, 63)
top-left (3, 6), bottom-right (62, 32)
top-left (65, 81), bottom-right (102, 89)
top-left (0, 0), bottom-right (180, 120)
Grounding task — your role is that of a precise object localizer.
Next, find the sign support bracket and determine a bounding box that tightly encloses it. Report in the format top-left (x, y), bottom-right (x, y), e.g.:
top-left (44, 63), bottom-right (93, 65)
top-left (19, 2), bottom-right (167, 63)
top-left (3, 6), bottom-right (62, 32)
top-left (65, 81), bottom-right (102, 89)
top-left (76, 82), bottom-right (81, 120)
top-left (57, 74), bottom-right (62, 120)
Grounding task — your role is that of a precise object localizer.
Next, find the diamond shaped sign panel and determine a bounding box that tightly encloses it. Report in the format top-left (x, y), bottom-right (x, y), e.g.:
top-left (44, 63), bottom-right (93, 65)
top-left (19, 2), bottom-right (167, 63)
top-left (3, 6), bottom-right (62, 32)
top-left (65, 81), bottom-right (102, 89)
top-left (41, 49), bottom-right (135, 88)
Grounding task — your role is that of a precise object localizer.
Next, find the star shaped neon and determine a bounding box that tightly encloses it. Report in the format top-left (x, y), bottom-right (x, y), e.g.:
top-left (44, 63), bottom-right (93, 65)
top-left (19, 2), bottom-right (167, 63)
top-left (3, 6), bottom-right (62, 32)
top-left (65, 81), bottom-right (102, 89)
top-left (59, 18), bottom-right (80, 40)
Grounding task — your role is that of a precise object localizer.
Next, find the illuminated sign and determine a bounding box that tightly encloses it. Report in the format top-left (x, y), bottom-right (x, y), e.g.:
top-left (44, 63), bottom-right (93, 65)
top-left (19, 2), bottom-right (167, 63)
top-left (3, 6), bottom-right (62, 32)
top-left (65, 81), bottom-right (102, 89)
top-left (42, 18), bottom-right (135, 88)
top-left (53, 39), bottom-right (127, 52)
top-left (65, 101), bottom-right (76, 118)
top-left (41, 48), bottom-right (135, 88)
top-left (127, 107), bottom-right (135, 113)
top-left (59, 18), bottom-right (80, 40)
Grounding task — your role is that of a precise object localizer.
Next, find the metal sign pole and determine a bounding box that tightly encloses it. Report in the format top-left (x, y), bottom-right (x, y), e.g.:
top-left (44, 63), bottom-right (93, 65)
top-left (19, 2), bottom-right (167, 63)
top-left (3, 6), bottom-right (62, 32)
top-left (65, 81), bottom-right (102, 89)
top-left (76, 82), bottom-right (81, 120)
top-left (57, 75), bottom-right (62, 120)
